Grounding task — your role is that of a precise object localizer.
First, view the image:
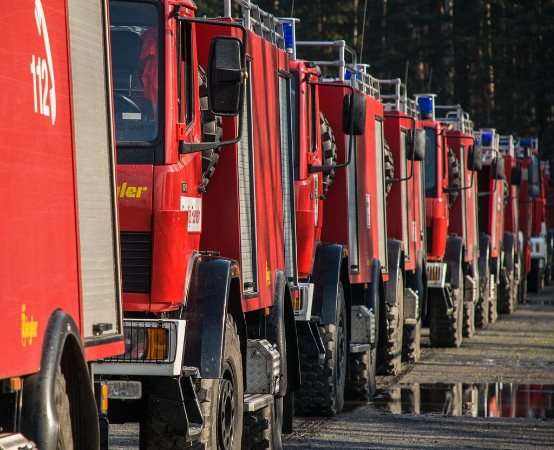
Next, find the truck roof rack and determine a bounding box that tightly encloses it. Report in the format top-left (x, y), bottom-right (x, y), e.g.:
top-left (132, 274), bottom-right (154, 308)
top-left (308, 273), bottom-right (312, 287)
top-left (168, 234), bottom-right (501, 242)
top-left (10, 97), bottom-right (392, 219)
top-left (379, 78), bottom-right (419, 118)
top-left (224, 0), bottom-right (285, 49)
top-left (435, 104), bottom-right (474, 134)
top-left (290, 39), bottom-right (380, 98)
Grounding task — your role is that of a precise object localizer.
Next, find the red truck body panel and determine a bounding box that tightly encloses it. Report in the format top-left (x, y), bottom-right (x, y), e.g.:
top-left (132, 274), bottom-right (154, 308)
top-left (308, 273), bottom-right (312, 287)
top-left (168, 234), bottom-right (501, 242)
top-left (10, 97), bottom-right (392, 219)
top-left (447, 131), bottom-right (479, 264)
top-left (0, 0), bottom-right (122, 379)
top-left (321, 86), bottom-right (389, 282)
top-left (384, 112), bottom-right (425, 271)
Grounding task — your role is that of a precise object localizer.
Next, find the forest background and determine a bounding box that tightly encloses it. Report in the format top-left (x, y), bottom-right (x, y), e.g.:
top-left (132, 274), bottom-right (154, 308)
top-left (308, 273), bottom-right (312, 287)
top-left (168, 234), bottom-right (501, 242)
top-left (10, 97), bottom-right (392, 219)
top-left (198, 0), bottom-right (554, 158)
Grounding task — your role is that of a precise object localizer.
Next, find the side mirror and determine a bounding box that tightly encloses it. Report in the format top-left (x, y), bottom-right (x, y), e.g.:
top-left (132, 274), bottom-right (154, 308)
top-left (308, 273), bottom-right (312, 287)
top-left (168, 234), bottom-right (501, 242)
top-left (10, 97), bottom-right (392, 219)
top-left (408, 128), bottom-right (426, 161)
top-left (529, 183), bottom-right (540, 198)
top-left (529, 159), bottom-right (540, 185)
top-left (510, 166), bottom-right (522, 186)
top-left (208, 37), bottom-right (244, 116)
top-left (467, 146), bottom-right (483, 172)
top-left (342, 93), bottom-right (366, 135)
top-left (493, 157), bottom-right (506, 180)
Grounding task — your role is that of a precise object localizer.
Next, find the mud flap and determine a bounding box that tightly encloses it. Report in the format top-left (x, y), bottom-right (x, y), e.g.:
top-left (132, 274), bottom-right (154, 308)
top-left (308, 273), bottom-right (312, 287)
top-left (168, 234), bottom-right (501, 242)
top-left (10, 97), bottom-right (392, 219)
top-left (311, 243), bottom-right (344, 325)
top-left (404, 288), bottom-right (419, 325)
top-left (295, 321), bottom-right (325, 361)
top-left (386, 239), bottom-right (403, 306)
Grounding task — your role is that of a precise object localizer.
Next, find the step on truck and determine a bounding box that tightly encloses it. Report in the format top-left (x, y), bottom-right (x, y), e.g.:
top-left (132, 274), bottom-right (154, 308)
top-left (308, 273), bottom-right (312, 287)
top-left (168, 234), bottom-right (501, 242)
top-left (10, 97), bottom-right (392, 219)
top-left (498, 135), bottom-right (524, 311)
top-left (416, 94), bottom-right (466, 348)
top-left (435, 105), bottom-right (481, 339)
top-left (0, 0), bottom-right (124, 448)
top-left (285, 36), bottom-right (390, 412)
top-left (475, 129), bottom-right (506, 326)
top-left (93, 1), bottom-right (304, 448)
top-left (380, 79), bottom-right (428, 369)
top-left (517, 138), bottom-right (546, 293)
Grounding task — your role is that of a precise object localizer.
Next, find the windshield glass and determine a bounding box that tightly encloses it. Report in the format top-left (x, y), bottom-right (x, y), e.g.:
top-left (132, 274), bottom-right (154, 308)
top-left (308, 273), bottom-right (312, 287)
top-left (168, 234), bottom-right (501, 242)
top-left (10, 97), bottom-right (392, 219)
top-left (424, 127), bottom-right (438, 197)
top-left (110, 1), bottom-right (160, 144)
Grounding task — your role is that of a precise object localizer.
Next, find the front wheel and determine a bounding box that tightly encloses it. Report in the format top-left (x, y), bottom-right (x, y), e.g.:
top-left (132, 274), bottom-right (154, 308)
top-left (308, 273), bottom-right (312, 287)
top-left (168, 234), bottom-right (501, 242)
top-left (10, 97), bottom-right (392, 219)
top-left (429, 267), bottom-right (463, 348)
top-left (295, 284), bottom-right (347, 416)
top-left (380, 271), bottom-right (404, 375)
top-left (55, 369), bottom-right (74, 450)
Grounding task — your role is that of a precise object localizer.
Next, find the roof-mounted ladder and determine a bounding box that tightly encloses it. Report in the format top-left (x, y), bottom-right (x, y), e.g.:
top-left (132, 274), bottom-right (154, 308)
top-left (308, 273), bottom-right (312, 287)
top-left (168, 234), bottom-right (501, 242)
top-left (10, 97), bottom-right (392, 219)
top-left (224, 0), bottom-right (285, 48)
top-left (436, 104), bottom-right (474, 135)
top-left (379, 78), bottom-right (419, 118)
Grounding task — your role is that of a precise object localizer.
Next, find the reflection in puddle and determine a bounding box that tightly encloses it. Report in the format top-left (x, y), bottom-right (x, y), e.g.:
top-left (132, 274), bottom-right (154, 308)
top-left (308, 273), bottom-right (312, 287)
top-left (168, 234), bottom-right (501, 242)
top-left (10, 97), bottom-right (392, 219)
top-left (374, 383), bottom-right (554, 419)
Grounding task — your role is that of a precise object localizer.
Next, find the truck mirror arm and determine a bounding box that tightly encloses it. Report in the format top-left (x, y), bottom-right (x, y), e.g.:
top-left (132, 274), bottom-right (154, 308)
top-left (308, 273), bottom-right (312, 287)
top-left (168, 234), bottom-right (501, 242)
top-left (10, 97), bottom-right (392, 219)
top-left (444, 170), bottom-right (476, 193)
top-left (387, 114), bottom-right (418, 184)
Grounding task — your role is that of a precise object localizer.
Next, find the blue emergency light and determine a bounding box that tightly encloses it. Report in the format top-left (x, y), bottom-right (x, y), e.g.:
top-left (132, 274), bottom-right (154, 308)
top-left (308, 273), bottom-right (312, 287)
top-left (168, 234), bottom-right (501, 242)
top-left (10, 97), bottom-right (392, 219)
top-left (280, 19), bottom-right (298, 58)
top-left (417, 96), bottom-right (434, 119)
top-left (481, 130), bottom-right (493, 147)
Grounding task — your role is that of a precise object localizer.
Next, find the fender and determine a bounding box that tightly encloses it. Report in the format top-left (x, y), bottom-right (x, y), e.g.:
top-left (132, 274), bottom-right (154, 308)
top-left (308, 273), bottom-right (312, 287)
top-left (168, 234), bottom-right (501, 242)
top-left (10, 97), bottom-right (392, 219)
top-left (21, 310), bottom-right (99, 450)
top-left (182, 255), bottom-right (245, 379)
top-left (445, 235), bottom-right (464, 289)
top-left (503, 232), bottom-right (516, 271)
top-left (479, 233), bottom-right (491, 281)
top-left (311, 243), bottom-right (344, 325)
top-left (386, 239), bottom-right (403, 306)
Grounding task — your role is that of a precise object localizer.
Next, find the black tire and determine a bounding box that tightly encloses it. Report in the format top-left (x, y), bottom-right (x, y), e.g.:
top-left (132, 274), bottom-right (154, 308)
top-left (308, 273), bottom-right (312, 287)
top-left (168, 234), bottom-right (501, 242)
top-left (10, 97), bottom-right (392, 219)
top-left (320, 113), bottom-right (337, 197)
top-left (242, 408), bottom-right (270, 450)
top-left (198, 67), bottom-right (223, 193)
top-left (463, 300), bottom-right (476, 339)
top-left (498, 269), bottom-right (516, 314)
top-left (295, 284), bottom-right (347, 416)
top-left (429, 268), bottom-right (463, 348)
top-left (402, 320), bottom-right (421, 364)
top-left (55, 369), bottom-right (74, 450)
top-left (528, 267), bottom-right (544, 294)
top-left (447, 148), bottom-right (461, 207)
top-left (488, 275), bottom-right (498, 324)
top-left (384, 140), bottom-right (394, 197)
top-left (519, 276), bottom-right (527, 304)
top-left (380, 271), bottom-right (404, 375)
top-left (346, 346), bottom-right (376, 402)
top-left (475, 269), bottom-right (490, 329)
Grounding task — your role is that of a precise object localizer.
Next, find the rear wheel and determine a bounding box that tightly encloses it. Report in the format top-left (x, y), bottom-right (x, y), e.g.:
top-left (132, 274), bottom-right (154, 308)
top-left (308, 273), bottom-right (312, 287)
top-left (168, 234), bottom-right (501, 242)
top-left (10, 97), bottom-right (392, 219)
top-left (295, 284), bottom-right (347, 416)
top-left (429, 267), bottom-right (463, 348)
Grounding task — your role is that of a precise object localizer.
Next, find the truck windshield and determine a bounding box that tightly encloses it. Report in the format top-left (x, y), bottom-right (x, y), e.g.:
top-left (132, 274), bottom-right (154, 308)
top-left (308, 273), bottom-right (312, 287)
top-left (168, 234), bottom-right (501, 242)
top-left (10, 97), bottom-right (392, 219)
top-left (424, 127), bottom-right (438, 197)
top-left (109, 1), bottom-right (160, 146)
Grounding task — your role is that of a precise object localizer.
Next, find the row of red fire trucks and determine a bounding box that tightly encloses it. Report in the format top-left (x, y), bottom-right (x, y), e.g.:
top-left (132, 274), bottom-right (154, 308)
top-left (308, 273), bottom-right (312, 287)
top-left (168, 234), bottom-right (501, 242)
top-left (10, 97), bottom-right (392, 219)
top-left (1, 1), bottom-right (551, 449)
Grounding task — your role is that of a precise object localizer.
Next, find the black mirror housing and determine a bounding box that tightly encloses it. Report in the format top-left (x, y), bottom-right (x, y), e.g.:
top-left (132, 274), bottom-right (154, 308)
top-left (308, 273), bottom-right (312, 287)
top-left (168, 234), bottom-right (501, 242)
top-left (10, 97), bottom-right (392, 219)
top-left (342, 93), bottom-right (366, 135)
top-left (467, 146), bottom-right (483, 172)
top-left (408, 128), bottom-right (426, 161)
top-left (208, 37), bottom-right (244, 116)
top-left (493, 157), bottom-right (506, 180)
top-left (529, 183), bottom-right (540, 198)
top-left (510, 166), bottom-right (522, 186)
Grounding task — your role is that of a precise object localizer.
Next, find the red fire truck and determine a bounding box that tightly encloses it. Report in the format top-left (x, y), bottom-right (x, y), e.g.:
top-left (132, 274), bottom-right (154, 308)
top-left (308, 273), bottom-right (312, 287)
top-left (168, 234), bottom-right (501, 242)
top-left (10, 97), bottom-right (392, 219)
top-left (416, 94), bottom-right (466, 348)
top-left (498, 135), bottom-right (523, 312)
top-left (283, 35), bottom-right (389, 413)
top-left (518, 138), bottom-right (546, 293)
top-left (475, 129), bottom-right (506, 326)
top-left (381, 80), bottom-right (427, 368)
top-left (435, 105), bottom-right (481, 338)
top-left (0, 0), bottom-right (123, 448)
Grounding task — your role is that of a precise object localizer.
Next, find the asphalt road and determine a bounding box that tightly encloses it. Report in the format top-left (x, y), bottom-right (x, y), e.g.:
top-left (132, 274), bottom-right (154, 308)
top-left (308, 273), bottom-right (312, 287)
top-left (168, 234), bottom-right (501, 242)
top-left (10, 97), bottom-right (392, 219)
top-left (109, 286), bottom-right (554, 449)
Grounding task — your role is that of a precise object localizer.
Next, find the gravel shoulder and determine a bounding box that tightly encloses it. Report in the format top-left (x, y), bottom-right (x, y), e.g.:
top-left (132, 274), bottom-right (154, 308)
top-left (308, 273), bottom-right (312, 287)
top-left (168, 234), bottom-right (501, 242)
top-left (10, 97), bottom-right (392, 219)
top-left (284, 287), bottom-right (554, 449)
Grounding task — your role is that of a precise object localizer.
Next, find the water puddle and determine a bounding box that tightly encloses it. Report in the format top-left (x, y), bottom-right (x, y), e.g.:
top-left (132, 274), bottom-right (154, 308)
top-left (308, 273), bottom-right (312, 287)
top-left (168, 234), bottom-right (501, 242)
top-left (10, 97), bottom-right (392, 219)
top-left (373, 383), bottom-right (554, 419)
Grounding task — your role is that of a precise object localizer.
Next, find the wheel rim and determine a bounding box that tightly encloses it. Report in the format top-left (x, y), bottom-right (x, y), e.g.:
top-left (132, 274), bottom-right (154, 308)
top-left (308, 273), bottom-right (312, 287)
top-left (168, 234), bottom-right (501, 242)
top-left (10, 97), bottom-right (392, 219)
top-left (218, 369), bottom-right (236, 450)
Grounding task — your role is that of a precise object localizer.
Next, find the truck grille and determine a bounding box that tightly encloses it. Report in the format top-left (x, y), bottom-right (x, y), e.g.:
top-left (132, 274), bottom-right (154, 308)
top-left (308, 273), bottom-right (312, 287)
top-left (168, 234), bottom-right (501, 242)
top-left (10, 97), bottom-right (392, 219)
top-left (121, 232), bottom-right (152, 293)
